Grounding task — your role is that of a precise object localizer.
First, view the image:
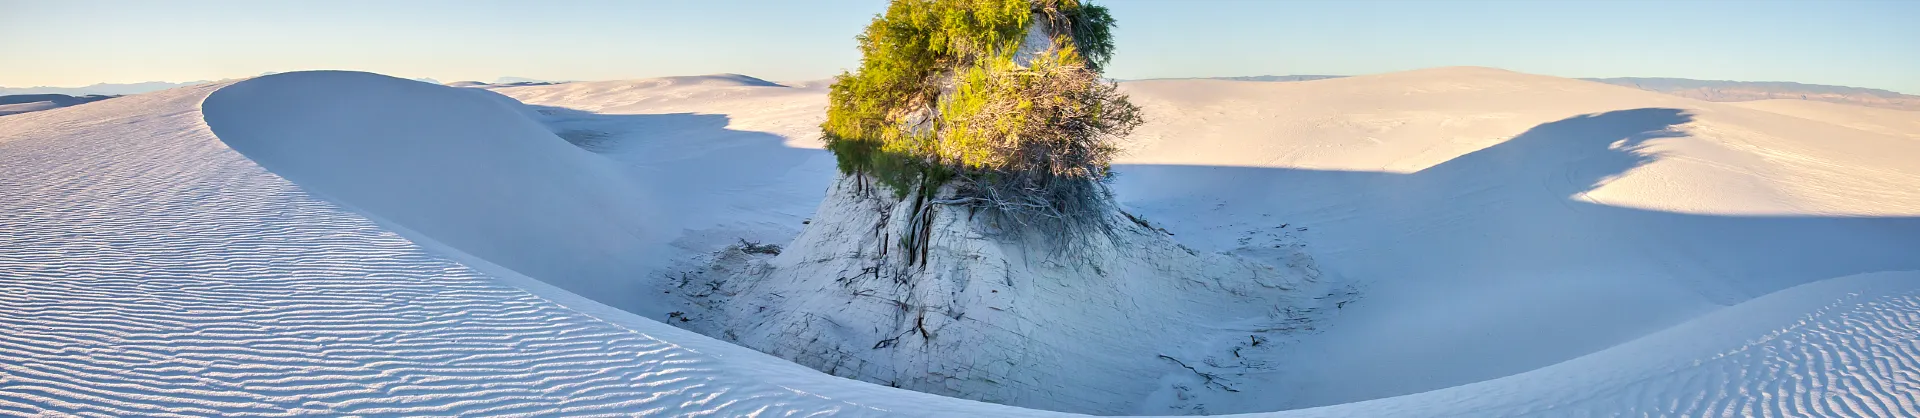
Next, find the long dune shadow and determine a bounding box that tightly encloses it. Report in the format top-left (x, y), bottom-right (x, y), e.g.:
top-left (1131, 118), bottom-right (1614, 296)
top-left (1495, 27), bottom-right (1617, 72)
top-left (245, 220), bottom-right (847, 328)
top-left (508, 103), bottom-right (837, 307)
top-left (521, 104), bottom-right (829, 194)
top-left (1110, 107), bottom-right (1920, 409)
top-left (516, 104), bottom-right (835, 210)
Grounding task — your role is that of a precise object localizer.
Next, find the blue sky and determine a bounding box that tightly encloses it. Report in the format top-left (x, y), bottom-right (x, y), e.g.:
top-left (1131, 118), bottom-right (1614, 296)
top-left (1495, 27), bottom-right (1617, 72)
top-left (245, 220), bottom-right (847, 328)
top-left (2, 0), bottom-right (1915, 93)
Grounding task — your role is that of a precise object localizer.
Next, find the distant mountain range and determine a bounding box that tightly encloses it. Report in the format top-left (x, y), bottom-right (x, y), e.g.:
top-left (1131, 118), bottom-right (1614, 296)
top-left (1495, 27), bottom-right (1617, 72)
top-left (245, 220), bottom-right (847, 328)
top-left (1153, 74), bottom-right (1920, 111)
top-left (1134, 75), bottom-right (1345, 83)
top-left (1578, 77), bottom-right (1920, 111)
top-left (444, 77), bottom-right (569, 88)
top-left (494, 76), bottom-right (556, 84)
top-left (445, 80), bottom-right (565, 88)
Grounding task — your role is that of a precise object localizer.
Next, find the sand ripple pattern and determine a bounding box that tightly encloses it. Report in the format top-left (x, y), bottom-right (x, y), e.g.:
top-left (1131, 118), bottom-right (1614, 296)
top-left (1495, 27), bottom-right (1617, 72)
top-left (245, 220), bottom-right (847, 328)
top-left (1600, 284), bottom-right (1920, 417)
top-left (1280, 273), bottom-right (1920, 418)
top-left (0, 86), bottom-right (880, 416)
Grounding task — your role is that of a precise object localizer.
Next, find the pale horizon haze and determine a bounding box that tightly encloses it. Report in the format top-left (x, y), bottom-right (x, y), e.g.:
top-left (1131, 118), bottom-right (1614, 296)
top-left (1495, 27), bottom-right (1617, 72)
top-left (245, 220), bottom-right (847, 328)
top-left (2, 0), bottom-right (1916, 93)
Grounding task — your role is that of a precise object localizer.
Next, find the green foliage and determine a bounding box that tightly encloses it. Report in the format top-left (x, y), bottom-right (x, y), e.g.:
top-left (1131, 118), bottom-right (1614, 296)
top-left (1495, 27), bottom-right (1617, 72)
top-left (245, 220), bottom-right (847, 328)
top-left (822, 0), bottom-right (1140, 230)
top-left (1060, 2), bottom-right (1117, 71)
top-left (822, 0), bottom-right (1034, 152)
top-left (825, 135), bottom-right (950, 199)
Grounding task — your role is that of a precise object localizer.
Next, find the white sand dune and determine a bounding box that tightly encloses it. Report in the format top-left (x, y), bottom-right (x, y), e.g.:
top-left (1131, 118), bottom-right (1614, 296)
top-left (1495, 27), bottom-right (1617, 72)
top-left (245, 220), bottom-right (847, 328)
top-left (1729, 99), bottom-right (1920, 140)
top-left (1, 68), bottom-right (1916, 416)
top-left (203, 71), bottom-right (671, 314)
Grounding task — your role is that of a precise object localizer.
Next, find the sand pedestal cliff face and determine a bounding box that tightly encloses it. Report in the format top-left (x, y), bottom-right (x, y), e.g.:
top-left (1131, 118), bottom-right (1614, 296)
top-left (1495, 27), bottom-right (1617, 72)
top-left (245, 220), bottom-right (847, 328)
top-left (678, 173), bottom-right (1329, 414)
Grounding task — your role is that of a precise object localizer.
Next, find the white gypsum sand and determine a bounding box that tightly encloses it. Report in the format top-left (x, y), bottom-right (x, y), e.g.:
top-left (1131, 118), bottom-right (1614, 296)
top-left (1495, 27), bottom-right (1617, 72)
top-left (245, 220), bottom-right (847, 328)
top-left (0, 67), bottom-right (1915, 416)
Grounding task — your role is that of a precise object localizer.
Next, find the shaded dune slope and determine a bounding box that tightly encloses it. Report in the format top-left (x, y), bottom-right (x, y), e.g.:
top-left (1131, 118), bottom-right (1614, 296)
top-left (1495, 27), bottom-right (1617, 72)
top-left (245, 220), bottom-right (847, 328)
top-left (202, 71), bottom-right (667, 311)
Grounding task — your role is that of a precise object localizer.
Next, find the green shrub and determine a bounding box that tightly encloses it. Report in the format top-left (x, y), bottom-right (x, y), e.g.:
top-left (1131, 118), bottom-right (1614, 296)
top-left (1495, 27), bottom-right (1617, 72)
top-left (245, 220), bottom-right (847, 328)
top-left (822, 0), bottom-right (1142, 232)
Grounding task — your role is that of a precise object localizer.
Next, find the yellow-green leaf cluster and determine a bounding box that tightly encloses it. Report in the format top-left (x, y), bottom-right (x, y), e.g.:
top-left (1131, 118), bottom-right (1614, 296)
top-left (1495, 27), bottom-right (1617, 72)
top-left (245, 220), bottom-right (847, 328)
top-left (822, 0), bottom-right (1129, 201)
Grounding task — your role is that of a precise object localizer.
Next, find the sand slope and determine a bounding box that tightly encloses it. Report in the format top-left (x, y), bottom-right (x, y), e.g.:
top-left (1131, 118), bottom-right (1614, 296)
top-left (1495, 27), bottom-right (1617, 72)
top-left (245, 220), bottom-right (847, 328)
top-left (1263, 271), bottom-right (1920, 417)
top-left (1730, 99), bottom-right (1920, 140)
top-left (202, 71), bottom-right (673, 312)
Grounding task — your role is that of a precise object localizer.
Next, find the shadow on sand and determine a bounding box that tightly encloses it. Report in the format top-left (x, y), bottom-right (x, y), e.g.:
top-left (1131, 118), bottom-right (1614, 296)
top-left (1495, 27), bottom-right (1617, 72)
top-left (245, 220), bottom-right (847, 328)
top-left (522, 104), bottom-right (830, 198)
top-left (1111, 108), bottom-right (1920, 409)
top-left (1119, 107), bottom-right (1919, 300)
